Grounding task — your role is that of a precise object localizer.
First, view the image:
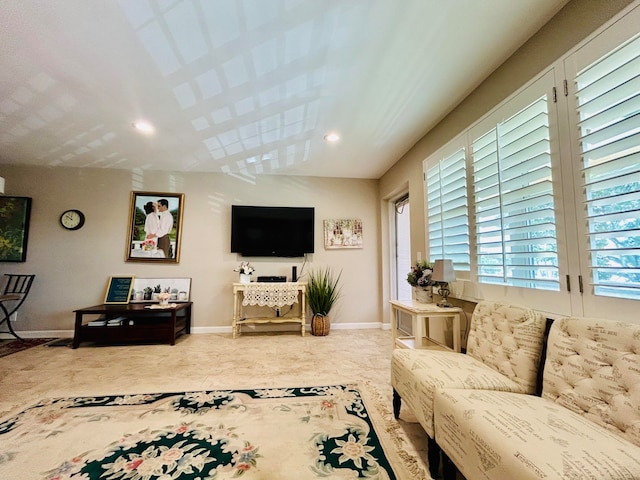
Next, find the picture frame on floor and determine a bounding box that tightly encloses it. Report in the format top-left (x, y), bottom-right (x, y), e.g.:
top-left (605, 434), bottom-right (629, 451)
top-left (126, 191), bottom-right (184, 263)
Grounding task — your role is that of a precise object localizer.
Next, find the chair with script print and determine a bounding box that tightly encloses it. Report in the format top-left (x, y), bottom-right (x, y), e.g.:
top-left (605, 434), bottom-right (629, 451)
top-left (391, 300), bottom-right (547, 478)
top-left (0, 274), bottom-right (35, 341)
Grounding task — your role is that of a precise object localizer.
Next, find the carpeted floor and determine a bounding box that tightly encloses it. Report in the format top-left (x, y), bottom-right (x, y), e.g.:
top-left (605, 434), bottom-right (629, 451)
top-left (0, 338), bottom-right (56, 358)
top-left (1, 384), bottom-right (419, 479)
top-left (0, 330), bottom-right (440, 479)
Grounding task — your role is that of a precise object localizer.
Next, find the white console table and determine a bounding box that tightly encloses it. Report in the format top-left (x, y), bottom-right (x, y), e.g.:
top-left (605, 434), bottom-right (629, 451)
top-left (232, 282), bottom-right (306, 338)
top-left (390, 299), bottom-right (462, 352)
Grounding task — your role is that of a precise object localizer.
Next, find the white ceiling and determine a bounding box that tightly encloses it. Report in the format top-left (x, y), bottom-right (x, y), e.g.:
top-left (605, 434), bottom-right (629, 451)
top-left (0, 0), bottom-right (569, 180)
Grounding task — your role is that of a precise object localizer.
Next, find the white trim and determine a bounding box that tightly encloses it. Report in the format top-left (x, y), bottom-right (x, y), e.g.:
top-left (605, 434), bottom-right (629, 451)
top-left (0, 330), bottom-right (75, 339)
top-left (4, 322), bottom-right (392, 340)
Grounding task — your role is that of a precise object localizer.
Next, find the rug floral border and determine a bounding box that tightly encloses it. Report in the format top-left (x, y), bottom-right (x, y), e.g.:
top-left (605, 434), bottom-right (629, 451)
top-left (0, 384), bottom-right (407, 479)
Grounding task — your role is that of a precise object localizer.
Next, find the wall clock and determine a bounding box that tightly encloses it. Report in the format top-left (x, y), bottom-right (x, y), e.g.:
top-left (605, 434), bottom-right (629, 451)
top-left (60, 209), bottom-right (85, 230)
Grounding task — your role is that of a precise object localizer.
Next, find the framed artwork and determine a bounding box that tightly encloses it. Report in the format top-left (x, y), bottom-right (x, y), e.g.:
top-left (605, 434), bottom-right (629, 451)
top-left (130, 277), bottom-right (192, 302)
top-left (104, 275), bottom-right (135, 304)
top-left (0, 196), bottom-right (32, 262)
top-left (126, 191), bottom-right (184, 263)
top-left (324, 219), bottom-right (363, 249)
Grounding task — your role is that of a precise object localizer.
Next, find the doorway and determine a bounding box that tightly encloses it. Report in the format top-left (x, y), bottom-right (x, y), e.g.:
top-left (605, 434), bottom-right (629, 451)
top-left (394, 194), bottom-right (412, 333)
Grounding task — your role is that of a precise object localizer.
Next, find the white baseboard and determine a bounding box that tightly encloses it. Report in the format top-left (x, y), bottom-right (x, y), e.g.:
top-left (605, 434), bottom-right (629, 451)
top-left (0, 330), bottom-right (75, 339)
top-left (193, 322), bottom-right (390, 334)
top-left (3, 322), bottom-right (391, 340)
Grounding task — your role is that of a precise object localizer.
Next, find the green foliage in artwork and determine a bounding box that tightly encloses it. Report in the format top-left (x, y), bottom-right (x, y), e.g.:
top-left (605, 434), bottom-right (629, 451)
top-left (0, 198), bottom-right (28, 261)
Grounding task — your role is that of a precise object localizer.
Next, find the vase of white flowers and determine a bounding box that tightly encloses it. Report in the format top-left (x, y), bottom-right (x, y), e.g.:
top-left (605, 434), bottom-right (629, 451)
top-left (407, 261), bottom-right (434, 303)
top-left (234, 262), bottom-right (255, 283)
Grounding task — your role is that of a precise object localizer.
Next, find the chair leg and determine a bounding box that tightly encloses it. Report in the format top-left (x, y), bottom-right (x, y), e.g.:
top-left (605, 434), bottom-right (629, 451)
top-left (427, 436), bottom-right (441, 478)
top-left (442, 450), bottom-right (457, 480)
top-left (2, 320), bottom-right (23, 340)
top-left (392, 389), bottom-right (401, 419)
top-left (0, 305), bottom-right (23, 341)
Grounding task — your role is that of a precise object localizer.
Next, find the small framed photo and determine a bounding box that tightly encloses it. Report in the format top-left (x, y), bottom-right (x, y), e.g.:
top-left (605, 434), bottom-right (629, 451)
top-left (126, 191), bottom-right (184, 263)
top-left (104, 276), bottom-right (135, 304)
top-left (0, 196), bottom-right (32, 262)
top-left (324, 219), bottom-right (363, 249)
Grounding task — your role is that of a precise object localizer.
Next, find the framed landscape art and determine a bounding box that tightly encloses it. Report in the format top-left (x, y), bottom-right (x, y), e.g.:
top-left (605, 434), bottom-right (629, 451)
top-left (126, 191), bottom-right (184, 263)
top-left (0, 196), bottom-right (32, 262)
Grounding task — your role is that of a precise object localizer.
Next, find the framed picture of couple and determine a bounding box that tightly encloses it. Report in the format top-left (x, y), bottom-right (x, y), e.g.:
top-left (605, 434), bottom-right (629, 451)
top-left (126, 191), bottom-right (184, 263)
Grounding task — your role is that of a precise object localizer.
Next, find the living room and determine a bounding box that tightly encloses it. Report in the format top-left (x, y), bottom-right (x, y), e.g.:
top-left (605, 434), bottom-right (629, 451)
top-left (1, 0), bottom-right (636, 340)
top-left (1, 0), bottom-right (639, 478)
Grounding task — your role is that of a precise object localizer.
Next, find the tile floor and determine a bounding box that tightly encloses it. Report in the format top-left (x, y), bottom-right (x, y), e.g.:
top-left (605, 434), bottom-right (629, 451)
top-left (0, 329), bottom-right (438, 477)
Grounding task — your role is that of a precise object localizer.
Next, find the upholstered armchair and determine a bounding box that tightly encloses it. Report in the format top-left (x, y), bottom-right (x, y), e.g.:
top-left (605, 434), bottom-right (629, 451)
top-left (391, 300), bottom-right (547, 478)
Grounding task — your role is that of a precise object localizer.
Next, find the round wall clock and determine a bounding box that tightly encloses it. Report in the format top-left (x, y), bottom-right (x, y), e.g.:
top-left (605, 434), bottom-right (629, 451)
top-left (60, 209), bottom-right (85, 230)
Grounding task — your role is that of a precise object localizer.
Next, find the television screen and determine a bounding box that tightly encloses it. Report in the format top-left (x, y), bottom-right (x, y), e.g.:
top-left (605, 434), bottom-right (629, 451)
top-left (231, 205), bottom-right (314, 257)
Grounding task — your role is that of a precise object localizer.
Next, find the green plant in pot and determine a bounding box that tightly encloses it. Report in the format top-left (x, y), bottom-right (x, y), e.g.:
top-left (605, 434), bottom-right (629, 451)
top-left (306, 266), bottom-right (342, 336)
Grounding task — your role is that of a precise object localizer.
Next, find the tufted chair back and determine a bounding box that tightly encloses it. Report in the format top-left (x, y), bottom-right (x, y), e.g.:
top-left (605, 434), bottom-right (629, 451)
top-left (542, 317), bottom-right (640, 447)
top-left (466, 301), bottom-right (547, 394)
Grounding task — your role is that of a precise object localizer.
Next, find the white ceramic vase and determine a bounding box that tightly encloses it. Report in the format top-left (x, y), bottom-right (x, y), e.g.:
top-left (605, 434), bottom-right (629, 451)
top-left (239, 273), bottom-right (252, 284)
top-left (413, 286), bottom-right (433, 303)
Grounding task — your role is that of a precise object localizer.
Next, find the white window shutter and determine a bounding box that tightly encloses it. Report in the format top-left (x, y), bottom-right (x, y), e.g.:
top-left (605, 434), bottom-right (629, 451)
top-left (575, 33), bottom-right (640, 301)
top-left (426, 147), bottom-right (470, 271)
top-left (472, 94), bottom-right (560, 290)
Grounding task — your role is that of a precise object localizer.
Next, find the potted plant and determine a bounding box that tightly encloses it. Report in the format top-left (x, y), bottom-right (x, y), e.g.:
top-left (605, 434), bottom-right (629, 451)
top-left (407, 260), bottom-right (435, 303)
top-left (306, 266), bottom-right (342, 336)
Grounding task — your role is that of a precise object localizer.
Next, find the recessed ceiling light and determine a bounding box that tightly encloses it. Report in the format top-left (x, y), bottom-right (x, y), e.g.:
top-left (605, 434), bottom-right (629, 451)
top-left (323, 132), bottom-right (340, 143)
top-left (132, 121), bottom-right (155, 134)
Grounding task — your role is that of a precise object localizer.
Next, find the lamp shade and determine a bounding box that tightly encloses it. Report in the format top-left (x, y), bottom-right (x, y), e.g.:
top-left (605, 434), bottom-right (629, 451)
top-left (432, 259), bottom-right (455, 283)
top-left (0, 177), bottom-right (4, 195)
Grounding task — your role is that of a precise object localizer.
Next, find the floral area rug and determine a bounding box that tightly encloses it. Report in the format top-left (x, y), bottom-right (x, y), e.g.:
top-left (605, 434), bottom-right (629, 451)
top-left (0, 338), bottom-right (56, 358)
top-left (0, 384), bottom-right (424, 479)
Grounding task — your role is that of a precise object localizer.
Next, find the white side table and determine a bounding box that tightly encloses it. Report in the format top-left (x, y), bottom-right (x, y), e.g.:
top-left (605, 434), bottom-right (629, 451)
top-left (390, 299), bottom-right (462, 352)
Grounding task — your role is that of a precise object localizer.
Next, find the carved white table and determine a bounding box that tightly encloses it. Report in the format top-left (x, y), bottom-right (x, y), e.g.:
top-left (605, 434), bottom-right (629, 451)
top-left (232, 282), bottom-right (306, 338)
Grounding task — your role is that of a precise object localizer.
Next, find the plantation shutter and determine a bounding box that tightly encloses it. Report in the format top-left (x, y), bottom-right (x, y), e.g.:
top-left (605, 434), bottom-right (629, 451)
top-left (426, 147), bottom-right (470, 271)
top-left (574, 33), bottom-right (640, 301)
top-left (472, 94), bottom-right (560, 290)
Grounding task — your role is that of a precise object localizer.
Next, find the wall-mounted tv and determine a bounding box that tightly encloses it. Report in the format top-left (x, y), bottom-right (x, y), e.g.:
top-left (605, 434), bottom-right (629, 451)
top-left (231, 205), bottom-right (314, 257)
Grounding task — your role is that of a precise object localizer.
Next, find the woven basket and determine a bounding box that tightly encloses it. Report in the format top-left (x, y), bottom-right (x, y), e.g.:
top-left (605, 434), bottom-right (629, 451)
top-left (311, 314), bottom-right (330, 336)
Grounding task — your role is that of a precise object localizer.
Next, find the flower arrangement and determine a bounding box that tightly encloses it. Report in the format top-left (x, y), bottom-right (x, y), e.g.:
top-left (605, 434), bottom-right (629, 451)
top-left (407, 261), bottom-right (434, 287)
top-left (157, 292), bottom-right (171, 303)
top-left (234, 262), bottom-right (255, 275)
top-left (141, 239), bottom-right (155, 251)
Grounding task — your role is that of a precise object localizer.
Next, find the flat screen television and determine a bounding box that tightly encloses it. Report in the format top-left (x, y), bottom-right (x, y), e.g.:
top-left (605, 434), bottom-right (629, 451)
top-left (231, 205), bottom-right (314, 257)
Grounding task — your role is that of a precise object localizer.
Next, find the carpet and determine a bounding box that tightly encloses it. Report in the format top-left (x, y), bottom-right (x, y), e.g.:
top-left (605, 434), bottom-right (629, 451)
top-left (0, 338), bottom-right (55, 358)
top-left (0, 384), bottom-right (426, 479)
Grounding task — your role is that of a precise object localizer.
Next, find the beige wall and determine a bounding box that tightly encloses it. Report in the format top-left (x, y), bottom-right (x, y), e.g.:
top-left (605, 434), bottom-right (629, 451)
top-left (1, 165), bottom-right (380, 335)
top-left (2, 0), bottom-right (635, 337)
top-left (378, 0), bottom-right (634, 313)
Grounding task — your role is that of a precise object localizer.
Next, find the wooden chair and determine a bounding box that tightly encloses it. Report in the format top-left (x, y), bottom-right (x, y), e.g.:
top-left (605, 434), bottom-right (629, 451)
top-left (0, 274), bottom-right (35, 341)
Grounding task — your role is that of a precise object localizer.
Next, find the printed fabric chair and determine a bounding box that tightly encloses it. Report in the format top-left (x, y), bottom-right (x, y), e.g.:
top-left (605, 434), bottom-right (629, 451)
top-left (0, 274), bottom-right (35, 341)
top-left (391, 300), bottom-right (547, 478)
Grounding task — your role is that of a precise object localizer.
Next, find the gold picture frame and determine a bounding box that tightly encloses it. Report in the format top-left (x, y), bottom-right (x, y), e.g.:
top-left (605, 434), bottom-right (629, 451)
top-left (126, 191), bottom-right (184, 263)
top-left (104, 275), bottom-right (135, 304)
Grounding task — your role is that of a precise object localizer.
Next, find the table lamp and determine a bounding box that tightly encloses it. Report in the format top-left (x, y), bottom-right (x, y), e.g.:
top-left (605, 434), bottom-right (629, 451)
top-left (432, 259), bottom-right (455, 307)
